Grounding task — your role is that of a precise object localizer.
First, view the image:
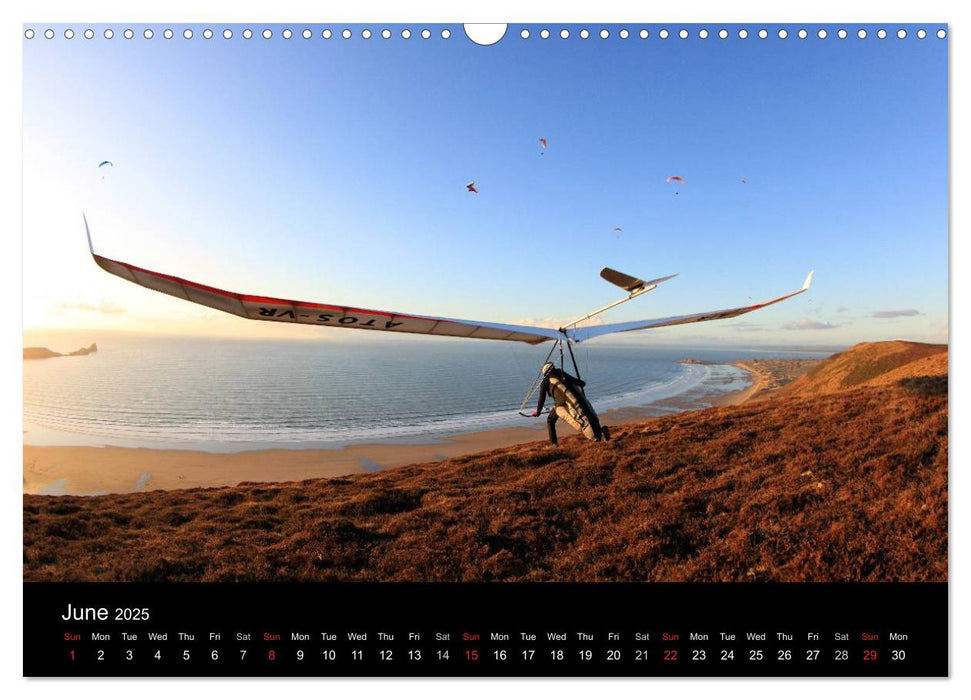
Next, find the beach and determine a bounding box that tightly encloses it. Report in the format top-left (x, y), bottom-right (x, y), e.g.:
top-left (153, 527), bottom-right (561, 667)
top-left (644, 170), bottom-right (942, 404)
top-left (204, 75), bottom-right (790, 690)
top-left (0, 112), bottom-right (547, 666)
top-left (24, 341), bottom-right (948, 583)
top-left (23, 360), bottom-right (795, 496)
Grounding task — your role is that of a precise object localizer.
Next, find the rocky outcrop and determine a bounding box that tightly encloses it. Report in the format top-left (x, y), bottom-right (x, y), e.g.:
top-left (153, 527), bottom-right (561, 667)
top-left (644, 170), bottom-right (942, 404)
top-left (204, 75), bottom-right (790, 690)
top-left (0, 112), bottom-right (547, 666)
top-left (24, 343), bottom-right (98, 360)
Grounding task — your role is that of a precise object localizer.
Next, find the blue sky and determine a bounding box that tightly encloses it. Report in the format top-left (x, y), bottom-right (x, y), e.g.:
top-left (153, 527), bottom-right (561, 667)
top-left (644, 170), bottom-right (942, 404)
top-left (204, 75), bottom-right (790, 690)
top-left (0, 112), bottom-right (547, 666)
top-left (22, 23), bottom-right (948, 346)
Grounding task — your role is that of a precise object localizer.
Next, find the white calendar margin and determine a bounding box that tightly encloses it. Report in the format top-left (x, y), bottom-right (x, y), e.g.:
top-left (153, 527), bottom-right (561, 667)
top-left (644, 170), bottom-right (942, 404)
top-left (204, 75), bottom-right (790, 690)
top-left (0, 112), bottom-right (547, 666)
top-left (2, 0), bottom-right (964, 698)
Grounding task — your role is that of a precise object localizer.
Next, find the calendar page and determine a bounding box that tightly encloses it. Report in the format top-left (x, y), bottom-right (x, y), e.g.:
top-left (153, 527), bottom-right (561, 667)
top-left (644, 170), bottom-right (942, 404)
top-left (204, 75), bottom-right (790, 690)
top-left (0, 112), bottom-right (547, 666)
top-left (21, 18), bottom-right (948, 679)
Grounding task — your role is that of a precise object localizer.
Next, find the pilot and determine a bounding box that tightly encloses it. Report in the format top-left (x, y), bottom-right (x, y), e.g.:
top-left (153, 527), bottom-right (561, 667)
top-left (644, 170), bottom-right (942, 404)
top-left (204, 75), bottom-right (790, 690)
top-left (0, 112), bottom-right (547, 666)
top-left (532, 362), bottom-right (609, 445)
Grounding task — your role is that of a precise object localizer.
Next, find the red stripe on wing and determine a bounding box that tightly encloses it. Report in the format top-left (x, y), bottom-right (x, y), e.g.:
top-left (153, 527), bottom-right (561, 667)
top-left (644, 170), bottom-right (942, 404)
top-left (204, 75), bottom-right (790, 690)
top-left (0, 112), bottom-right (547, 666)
top-left (109, 257), bottom-right (451, 324)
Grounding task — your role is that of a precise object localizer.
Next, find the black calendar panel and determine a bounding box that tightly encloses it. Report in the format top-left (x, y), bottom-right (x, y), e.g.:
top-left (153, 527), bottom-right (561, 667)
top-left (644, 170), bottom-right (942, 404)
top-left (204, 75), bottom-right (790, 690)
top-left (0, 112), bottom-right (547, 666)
top-left (24, 582), bottom-right (945, 677)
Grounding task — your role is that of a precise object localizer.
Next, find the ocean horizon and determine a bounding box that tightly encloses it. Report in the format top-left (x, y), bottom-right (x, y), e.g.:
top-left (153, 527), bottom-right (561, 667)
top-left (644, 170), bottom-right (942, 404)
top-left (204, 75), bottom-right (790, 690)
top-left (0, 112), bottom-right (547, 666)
top-left (23, 335), bottom-right (834, 452)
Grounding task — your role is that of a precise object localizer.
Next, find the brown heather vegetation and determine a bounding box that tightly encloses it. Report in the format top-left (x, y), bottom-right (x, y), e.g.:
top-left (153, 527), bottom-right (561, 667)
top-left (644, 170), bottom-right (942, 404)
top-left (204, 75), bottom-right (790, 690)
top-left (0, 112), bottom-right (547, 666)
top-left (23, 341), bottom-right (947, 583)
top-left (776, 340), bottom-right (947, 397)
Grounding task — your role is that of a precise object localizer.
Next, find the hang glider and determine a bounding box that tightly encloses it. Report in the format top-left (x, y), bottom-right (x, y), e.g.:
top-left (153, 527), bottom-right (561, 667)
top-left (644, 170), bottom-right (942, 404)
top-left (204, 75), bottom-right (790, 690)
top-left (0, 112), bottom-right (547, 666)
top-left (83, 215), bottom-right (812, 346)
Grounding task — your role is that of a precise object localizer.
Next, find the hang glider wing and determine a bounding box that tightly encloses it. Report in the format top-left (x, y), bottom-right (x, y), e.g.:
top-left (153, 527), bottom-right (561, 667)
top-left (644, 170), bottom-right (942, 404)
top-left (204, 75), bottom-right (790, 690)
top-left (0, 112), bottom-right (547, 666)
top-left (83, 216), bottom-right (560, 345)
top-left (569, 271), bottom-right (814, 343)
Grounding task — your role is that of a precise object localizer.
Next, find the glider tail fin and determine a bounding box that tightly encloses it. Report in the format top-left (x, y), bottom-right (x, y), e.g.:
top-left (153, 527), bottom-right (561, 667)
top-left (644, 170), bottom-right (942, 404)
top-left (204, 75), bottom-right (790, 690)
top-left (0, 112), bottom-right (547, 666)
top-left (601, 267), bottom-right (678, 293)
top-left (600, 267), bottom-right (645, 292)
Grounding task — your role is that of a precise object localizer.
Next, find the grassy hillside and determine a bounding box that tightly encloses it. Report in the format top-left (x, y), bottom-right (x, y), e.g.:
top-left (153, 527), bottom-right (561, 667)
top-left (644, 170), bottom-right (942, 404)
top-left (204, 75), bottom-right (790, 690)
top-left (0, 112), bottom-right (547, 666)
top-left (24, 357), bottom-right (947, 583)
top-left (777, 341), bottom-right (946, 396)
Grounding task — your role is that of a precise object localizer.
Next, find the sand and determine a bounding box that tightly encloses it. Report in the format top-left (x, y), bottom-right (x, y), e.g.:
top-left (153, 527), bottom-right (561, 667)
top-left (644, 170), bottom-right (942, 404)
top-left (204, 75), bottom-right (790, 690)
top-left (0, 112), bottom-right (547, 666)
top-left (710, 361), bottom-right (769, 405)
top-left (23, 364), bottom-right (768, 496)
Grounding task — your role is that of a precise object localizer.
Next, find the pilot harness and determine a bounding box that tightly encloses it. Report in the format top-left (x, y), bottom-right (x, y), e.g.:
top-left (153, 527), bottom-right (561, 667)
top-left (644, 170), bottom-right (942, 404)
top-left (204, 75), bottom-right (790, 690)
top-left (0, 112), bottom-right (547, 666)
top-left (517, 337), bottom-right (584, 417)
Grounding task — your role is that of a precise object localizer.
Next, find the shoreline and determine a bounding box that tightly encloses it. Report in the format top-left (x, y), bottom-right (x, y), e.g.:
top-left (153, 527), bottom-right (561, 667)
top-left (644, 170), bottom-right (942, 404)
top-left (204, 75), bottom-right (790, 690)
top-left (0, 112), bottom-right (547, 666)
top-left (712, 361), bottom-right (769, 405)
top-left (23, 363), bottom-right (765, 496)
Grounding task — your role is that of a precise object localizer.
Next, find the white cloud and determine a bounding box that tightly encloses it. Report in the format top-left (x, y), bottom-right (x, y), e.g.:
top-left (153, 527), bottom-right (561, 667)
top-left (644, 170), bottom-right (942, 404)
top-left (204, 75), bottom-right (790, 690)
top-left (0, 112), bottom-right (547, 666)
top-left (781, 318), bottom-right (839, 331)
top-left (871, 309), bottom-right (921, 318)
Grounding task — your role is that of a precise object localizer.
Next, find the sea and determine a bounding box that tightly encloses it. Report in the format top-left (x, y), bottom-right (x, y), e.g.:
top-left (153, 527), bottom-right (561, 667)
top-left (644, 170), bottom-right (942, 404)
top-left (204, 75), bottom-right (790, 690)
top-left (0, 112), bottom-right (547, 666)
top-left (22, 335), bottom-right (835, 453)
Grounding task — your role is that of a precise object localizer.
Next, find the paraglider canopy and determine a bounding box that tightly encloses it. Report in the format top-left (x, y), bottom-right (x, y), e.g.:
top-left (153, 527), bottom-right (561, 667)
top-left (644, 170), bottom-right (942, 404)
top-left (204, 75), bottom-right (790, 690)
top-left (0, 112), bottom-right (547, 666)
top-left (98, 160), bottom-right (113, 168)
top-left (666, 175), bottom-right (684, 194)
